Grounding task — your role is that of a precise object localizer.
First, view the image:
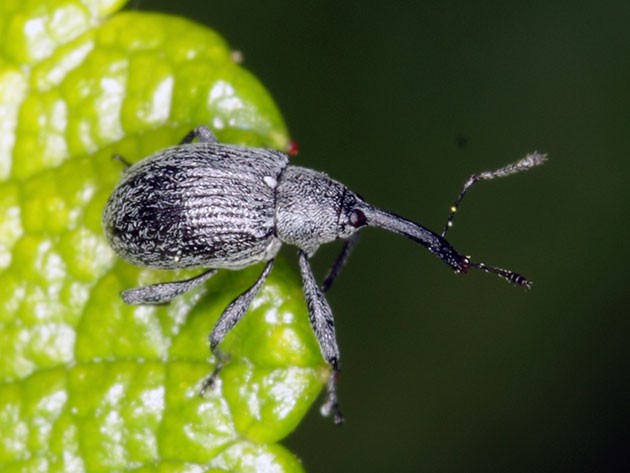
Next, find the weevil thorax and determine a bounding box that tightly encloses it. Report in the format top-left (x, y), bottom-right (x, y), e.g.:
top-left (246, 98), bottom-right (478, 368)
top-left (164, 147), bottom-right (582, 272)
top-left (275, 166), bottom-right (364, 255)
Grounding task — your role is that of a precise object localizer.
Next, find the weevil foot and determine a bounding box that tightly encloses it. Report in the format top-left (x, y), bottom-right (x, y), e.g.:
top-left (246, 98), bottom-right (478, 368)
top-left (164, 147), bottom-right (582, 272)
top-left (199, 371), bottom-right (218, 397)
top-left (199, 350), bottom-right (230, 397)
top-left (320, 371), bottom-right (344, 425)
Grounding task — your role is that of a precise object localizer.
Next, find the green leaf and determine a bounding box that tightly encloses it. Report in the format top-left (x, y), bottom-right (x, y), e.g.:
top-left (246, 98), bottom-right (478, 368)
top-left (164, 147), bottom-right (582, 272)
top-left (0, 1), bottom-right (326, 471)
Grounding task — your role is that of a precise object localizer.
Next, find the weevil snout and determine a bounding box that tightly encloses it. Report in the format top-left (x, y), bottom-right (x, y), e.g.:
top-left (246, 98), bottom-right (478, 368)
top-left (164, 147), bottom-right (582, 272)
top-left (355, 203), bottom-right (469, 273)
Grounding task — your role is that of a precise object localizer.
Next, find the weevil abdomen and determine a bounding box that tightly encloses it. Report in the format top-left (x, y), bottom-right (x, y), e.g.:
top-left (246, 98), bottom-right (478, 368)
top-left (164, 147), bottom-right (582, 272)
top-left (103, 143), bottom-right (288, 270)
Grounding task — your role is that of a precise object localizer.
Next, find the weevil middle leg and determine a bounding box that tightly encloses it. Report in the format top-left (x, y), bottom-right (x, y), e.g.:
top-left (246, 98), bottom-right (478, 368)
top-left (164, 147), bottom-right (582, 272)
top-left (179, 125), bottom-right (219, 145)
top-left (200, 259), bottom-right (275, 394)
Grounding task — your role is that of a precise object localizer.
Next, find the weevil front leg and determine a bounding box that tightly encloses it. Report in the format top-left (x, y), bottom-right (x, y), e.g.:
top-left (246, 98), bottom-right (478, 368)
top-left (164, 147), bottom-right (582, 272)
top-left (200, 259), bottom-right (275, 395)
top-left (122, 268), bottom-right (217, 305)
top-left (321, 233), bottom-right (361, 294)
top-left (298, 250), bottom-right (344, 424)
top-left (179, 125), bottom-right (219, 145)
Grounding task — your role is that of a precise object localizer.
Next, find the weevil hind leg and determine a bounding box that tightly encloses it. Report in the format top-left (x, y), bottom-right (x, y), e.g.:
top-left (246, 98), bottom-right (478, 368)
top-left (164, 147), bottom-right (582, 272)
top-left (122, 268), bottom-right (217, 305)
top-left (298, 250), bottom-right (344, 424)
top-left (180, 125), bottom-right (218, 145)
top-left (200, 259), bottom-right (275, 394)
top-left (112, 153), bottom-right (133, 169)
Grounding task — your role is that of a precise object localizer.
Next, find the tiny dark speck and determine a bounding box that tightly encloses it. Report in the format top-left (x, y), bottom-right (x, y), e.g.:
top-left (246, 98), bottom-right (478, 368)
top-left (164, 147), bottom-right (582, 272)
top-left (455, 134), bottom-right (469, 149)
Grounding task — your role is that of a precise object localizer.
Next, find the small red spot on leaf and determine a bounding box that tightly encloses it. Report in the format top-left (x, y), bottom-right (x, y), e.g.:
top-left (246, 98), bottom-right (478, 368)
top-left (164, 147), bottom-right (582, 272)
top-left (287, 140), bottom-right (300, 156)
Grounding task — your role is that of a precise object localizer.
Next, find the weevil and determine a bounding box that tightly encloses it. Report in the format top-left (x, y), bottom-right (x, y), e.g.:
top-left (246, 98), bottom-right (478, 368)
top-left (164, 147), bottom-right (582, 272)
top-left (102, 126), bottom-right (546, 424)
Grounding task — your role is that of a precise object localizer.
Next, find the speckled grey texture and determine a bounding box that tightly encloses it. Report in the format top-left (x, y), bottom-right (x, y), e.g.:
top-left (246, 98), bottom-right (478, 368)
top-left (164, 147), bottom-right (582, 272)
top-left (103, 126), bottom-right (541, 424)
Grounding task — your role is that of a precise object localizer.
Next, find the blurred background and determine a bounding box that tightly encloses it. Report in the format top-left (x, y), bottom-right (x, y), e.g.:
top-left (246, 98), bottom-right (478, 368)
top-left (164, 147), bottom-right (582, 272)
top-left (133, 1), bottom-right (629, 471)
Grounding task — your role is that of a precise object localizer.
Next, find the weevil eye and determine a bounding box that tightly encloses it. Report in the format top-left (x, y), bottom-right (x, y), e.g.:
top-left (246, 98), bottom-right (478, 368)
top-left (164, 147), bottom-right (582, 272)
top-left (348, 209), bottom-right (367, 227)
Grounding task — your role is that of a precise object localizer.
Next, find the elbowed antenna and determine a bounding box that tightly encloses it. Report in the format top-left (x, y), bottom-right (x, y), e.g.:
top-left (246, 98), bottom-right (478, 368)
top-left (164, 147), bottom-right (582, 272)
top-left (354, 152), bottom-right (547, 289)
top-left (442, 152), bottom-right (547, 237)
top-left (358, 204), bottom-right (532, 288)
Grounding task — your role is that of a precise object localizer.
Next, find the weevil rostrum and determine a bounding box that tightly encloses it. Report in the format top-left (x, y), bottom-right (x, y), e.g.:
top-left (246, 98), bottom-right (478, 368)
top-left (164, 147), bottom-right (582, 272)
top-left (102, 126), bottom-right (546, 424)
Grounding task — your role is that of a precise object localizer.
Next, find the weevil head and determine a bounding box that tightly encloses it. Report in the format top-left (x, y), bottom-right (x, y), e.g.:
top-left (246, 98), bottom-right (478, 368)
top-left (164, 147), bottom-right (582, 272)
top-left (276, 165), bottom-right (468, 272)
top-left (336, 190), bottom-right (369, 239)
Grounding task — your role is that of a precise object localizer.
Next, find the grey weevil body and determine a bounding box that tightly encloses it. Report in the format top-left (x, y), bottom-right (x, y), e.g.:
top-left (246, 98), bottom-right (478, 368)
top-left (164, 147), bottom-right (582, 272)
top-left (103, 126), bottom-right (546, 424)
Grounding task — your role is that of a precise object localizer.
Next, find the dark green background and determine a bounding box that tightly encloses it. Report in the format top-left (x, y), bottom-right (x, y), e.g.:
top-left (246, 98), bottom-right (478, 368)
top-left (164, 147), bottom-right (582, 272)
top-left (132, 1), bottom-right (629, 472)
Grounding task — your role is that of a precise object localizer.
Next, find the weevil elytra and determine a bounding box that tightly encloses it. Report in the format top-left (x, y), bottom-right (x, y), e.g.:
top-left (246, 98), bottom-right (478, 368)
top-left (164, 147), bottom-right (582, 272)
top-left (102, 126), bottom-right (546, 424)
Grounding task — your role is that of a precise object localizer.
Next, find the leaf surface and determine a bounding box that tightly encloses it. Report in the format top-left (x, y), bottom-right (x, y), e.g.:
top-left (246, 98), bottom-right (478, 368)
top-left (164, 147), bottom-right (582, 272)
top-left (0, 2), bottom-right (325, 471)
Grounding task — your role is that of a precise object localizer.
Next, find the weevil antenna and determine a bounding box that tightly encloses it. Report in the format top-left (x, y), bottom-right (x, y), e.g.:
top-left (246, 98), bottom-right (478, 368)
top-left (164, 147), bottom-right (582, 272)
top-left (360, 205), bottom-right (532, 288)
top-left (441, 152), bottom-right (547, 237)
top-left (466, 259), bottom-right (532, 289)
